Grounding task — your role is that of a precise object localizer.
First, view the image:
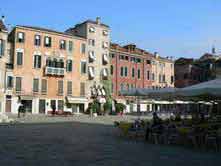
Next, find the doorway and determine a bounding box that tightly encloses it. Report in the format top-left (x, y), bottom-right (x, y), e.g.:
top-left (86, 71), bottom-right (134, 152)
top-left (39, 99), bottom-right (46, 114)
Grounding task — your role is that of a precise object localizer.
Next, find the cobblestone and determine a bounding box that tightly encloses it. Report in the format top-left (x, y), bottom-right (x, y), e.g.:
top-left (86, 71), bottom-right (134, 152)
top-left (0, 115), bottom-right (220, 166)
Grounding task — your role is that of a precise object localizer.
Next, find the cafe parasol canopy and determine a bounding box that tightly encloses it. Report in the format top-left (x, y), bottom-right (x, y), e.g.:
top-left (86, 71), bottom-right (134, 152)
top-left (177, 78), bottom-right (221, 98)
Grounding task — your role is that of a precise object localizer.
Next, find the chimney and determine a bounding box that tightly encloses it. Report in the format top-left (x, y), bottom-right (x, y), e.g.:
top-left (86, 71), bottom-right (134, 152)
top-left (96, 17), bottom-right (101, 25)
top-left (154, 52), bottom-right (159, 58)
top-left (1, 15), bottom-right (5, 23)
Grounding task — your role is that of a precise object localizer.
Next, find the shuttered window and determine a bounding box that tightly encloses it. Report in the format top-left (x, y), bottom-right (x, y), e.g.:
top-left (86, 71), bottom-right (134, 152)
top-left (34, 55), bottom-right (41, 68)
top-left (80, 82), bottom-right (85, 96)
top-left (0, 39), bottom-right (5, 56)
top-left (66, 60), bottom-right (72, 72)
top-left (81, 43), bottom-right (86, 54)
top-left (34, 35), bottom-right (41, 46)
top-left (137, 69), bottom-right (141, 79)
top-left (44, 36), bottom-right (51, 47)
top-left (41, 79), bottom-right (47, 94)
top-left (58, 100), bottom-right (64, 111)
top-left (67, 81), bottom-right (72, 96)
top-left (58, 80), bottom-right (63, 95)
top-left (17, 52), bottom-right (23, 66)
top-left (81, 61), bottom-right (87, 74)
top-left (15, 77), bottom-right (22, 92)
top-left (17, 32), bottom-right (25, 43)
top-left (33, 78), bottom-right (39, 92)
top-left (68, 41), bottom-right (73, 52)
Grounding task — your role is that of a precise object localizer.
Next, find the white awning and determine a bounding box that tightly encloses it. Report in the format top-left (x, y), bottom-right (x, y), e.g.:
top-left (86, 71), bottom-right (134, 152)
top-left (103, 42), bottom-right (108, 48)
top-left (89, 51), bottom-right (96, 60)
top-left (89, 67), bottom-right (95, 78)
top-left (102, 68), bottom-right (108, 77)
top-left (103, 54), bottom-right (108, 63)
top-left (98, 89), bottom-right (102, 96)
top-left (101, 89), bottom-right (106, 96)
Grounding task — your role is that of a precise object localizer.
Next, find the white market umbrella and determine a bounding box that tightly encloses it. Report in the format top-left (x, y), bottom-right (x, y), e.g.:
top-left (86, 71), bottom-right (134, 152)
top-left (178, 79), bottom-right (221, 97)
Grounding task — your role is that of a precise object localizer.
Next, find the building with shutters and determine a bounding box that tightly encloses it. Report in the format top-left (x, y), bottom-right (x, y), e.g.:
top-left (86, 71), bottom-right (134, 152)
top-left (0, 18), bottom-right (9, 113)
top-left (110, 43), bottom-right (174, 103)
top-left (66, 17), bottom-right (110, 103)
top-left (5, 25), bottom-right (88, 114)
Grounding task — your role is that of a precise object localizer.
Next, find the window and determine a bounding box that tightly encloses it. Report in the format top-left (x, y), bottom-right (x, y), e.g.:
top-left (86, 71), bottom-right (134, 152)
top-left (67, 81), bottom-right (72, 96)
top-left (146, 60), bottom-right (151, 64)
top-left (119, 55), bottom-right (124, 60)
top-left (44, 36), bottom-right (51, 47)
top-left (162, 74), bottom-right (166, 82)
top-left (58, 100), bottom-right (64, 111)
top-left (136, 58), bottom-right (141, 63)
top-left (124, 67), bottom-right (128, 77)
top-left (81, 43), bottom-right (86, 54)
top-left (130, 57), bottom-right (136, 62)
top-left (102, 42), bottom-right (108, 49)
top-left (60, 40), bottom-right (66, 50)
top-left (66, 60), bottom-right (72, 72)
top-left (103, 30), bottom-right (108, 36)
top-left (34, 35), bottom-right (41, 46)
top-left (17, 52), bottom-right (23, 66)
top-left (132, 68), bottom-right (135, 78)
top-left (33, 78), bottom-right (39, 93)
top-left (58, 80), bottom-right (63, 95)
top-left (110, 65), bottom-right (113, 75)
top-left (7, 76), bottom-right (13, 88)
top-left (88, 39), bottom-right (95, 46)
top-left (15, 77), bottom-right (22, 92)
top-left (125, 56), bottom-right (129, 61)
top-left (110, 53), bottom-right (115, 58)
top-left (0, 39), bottom-right (5, 56)
top-left (89, 26), bottom-right (95, 33)
top-left (152, 73), bottom-right (155, 81)
top-left (147, 71), bottom-right (150, 80)
top-left (81, 61), bottom-right (87, 74)
top-left (68, 41), bottom-right (73, 52)
top-left (120, 83), bottom-right (124, 91)
top-left (80, 82), bottom-right (85, 96)
top-left (120, 67), bottom-right (124, 77)
top-left (137, 69), bottom-right (141, 79)
top-left (171, 76), bottom-right (174, 84)
top-left (17, 32), bottom-right (25, 43)
top-left (159, 74), bottom-right (162, 83)
top-left (34, 55), bottom-right (41, 69)
top-left (41, 79), bottom-right (47, 94)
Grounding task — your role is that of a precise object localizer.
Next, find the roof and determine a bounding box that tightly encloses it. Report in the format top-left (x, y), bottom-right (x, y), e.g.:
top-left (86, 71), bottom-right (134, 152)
top-left (0, 19), bottom-right (7, 31)
top-left (110, 43), bottom-right (173, 62)
top-left (75, 19), bottom-right (109, 28)
top-left (16, 25), bottom-right (85, 40)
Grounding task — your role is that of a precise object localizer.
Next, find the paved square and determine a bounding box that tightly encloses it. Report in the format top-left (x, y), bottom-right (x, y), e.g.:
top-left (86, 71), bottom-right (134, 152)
top-left (0, 116), bottom-right (220, 166)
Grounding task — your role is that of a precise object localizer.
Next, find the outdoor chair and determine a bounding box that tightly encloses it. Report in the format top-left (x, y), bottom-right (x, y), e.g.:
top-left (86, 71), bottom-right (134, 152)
top-left (205, 130), bottom-right (219, 152)
top-left (167, 126), bottom-right (179, 145)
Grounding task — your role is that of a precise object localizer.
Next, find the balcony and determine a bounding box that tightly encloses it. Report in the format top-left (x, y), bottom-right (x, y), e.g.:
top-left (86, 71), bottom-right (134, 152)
top-left (45, 66), bottom-right (65, 76)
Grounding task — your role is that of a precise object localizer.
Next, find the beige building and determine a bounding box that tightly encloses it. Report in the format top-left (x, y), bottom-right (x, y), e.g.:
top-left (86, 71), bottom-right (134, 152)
top-left (151, 53), bottom-right (174, 88)
top-left (0, 19), bottom-right (9, 113)
top-left (6, 25), bottom-right (88, 114)
top-left (66, 17), bottom-right (110, 101)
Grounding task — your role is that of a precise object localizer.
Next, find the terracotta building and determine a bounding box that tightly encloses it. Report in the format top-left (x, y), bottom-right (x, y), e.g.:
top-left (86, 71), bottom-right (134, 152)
top-left (6, 25), bottom-right (88, 114)
top-left (110, 43), bottom-right (174, 100)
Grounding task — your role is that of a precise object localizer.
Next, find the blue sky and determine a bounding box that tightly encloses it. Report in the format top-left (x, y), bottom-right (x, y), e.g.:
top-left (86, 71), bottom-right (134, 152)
top-left (1, 0), bottom-right (221, 59)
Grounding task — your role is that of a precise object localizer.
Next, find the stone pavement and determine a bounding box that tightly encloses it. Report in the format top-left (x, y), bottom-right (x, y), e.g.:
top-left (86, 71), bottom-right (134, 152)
top-left (0, 115), bottom-right (220, 166)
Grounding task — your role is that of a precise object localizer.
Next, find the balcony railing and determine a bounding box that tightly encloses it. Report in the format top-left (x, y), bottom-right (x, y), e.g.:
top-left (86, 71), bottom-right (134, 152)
top-left (45, 66), bottom-right (65, 76)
